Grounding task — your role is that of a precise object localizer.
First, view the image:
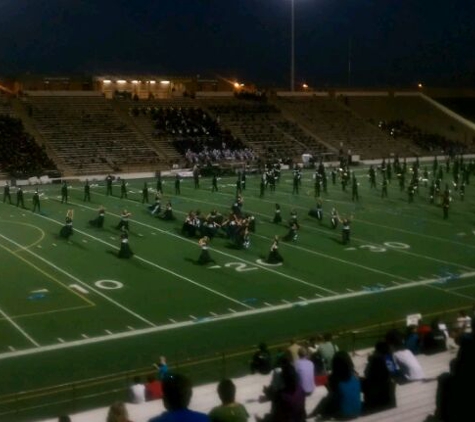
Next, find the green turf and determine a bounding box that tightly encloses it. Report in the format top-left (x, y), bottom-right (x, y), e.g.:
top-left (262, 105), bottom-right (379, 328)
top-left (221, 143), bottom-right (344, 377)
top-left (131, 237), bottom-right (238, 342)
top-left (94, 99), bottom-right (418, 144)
top-left (1, 166), bottom-right (474, 420)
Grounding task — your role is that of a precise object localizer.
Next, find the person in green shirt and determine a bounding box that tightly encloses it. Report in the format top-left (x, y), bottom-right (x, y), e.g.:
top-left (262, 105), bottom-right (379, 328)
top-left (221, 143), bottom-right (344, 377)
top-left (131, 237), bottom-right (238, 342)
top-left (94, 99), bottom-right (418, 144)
top-left (209, 379), bottom-right (249, 422)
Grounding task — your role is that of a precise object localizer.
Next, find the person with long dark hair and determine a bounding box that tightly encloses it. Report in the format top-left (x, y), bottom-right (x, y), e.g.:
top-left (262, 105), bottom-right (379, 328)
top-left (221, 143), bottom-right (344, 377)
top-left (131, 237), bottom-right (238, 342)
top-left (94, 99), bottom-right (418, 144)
top-left (308, 350), bottom-right (362, 420)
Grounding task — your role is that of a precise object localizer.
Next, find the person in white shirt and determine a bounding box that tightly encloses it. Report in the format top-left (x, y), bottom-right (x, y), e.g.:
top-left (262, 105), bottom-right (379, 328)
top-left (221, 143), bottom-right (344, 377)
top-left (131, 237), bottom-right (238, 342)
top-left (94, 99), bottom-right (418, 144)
top-left (386, 329), bottom-right (425, 383)
top-left (129, 375), bottom-right (146, 404)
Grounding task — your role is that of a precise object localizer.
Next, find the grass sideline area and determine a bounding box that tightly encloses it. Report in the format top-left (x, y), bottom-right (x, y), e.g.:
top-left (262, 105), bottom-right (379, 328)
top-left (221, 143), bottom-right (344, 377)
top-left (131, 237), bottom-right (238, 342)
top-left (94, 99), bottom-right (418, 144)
top-left (1, 166), bottom-right (474, 420)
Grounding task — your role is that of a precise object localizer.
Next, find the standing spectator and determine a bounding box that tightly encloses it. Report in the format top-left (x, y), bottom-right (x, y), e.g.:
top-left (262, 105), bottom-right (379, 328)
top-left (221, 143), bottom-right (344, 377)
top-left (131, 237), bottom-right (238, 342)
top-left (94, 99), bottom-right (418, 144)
top-left (250, 343), bottom-right (272, 375)
top-left (153, 356), bottom-right (169, 381)
top-left (209, 379), bottom-right (249, 422)
top-left (147, 373), bottom-right (209, 422)
top-left (107, 401), bottom-right (133, 422)
top-left (145, 373), bottom-right (163, 401)
top-left (129, 376), bottom-right (146, 404)
top-left (318, 333), bottom-right (339, 373)
top-left (294, 347), bottom-right (315, 397)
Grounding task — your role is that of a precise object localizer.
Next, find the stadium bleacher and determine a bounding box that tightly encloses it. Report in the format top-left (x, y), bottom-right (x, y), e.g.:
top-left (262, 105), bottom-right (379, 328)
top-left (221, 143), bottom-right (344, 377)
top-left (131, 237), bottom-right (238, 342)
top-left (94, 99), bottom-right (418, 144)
top-left (37, 346), bottom-right (455, 422)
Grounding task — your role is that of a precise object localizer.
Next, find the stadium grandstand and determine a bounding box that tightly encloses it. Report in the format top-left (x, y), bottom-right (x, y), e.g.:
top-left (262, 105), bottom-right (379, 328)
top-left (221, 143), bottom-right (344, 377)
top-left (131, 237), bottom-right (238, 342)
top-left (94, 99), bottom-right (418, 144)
top-left (1, 77), bottom-right (475, 422)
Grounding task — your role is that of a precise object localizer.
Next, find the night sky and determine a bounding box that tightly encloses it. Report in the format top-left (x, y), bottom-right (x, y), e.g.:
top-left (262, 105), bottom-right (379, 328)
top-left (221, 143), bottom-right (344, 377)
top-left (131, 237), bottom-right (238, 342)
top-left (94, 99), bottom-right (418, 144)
top-left (0, 0), bottom-right (474, 88)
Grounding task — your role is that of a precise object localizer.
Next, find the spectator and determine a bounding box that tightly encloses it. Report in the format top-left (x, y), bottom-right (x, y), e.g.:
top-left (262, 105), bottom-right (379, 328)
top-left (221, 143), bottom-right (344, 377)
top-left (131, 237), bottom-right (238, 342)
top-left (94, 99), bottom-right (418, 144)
top-left (430, 318), bottom-right (475, 421)
top-left (257, 356), bottom-right (306, 422)
top-left (404, 324), bottom-right (420, 355)
top-left (250, 342), bottom-right (272, 375)
top-left (361, 341), bottom-right (397, 414)
top-left (58, 416), bottom-right (71, 422)
top-left (456, 310), bottom-right (472, 334)
top-left (386, 329), bottom-right (425, 384)
top-left (422, 319), bottom-right (448, 355)
top-left (129, 376), bottom-right (146, 404)
top-left (308, 351), bottom-right (362, 420)
top-left (107, 402), bottom-right (133, 422)
top-left (294, 347), bottom-right (315, 397)
top-left (148, 373), bottom-right (209, 422)
top-left (153, 356), bottom-right (169, 380)
top-left (209, 379), bottom-right (249, 422)
top-left (287, 338), bottom-right (300, 362)
top-left (145, 373), bottom-right (163, 401)
top-left (318, 333), bottom-right (339, 373)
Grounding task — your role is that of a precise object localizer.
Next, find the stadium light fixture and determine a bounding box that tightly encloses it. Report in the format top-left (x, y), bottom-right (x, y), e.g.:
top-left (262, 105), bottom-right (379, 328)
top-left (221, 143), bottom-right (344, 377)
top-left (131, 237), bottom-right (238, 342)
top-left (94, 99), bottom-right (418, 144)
top-left (132, 80), bottom-right (140, 84)
top-left (117, 80), bottom-right (127, 84)
top-left (234, 82), bottom-right (241, 89)
top-left (302, 83), bottom-right (309, 89)
top-left (103, 80), bottom-right (111, 84)
top-left (160, 80), bottom-right (170, 85)
top-left (149, 80), bottom-right (156, 84)
top-left (417, 83), bottom-right (423, 89)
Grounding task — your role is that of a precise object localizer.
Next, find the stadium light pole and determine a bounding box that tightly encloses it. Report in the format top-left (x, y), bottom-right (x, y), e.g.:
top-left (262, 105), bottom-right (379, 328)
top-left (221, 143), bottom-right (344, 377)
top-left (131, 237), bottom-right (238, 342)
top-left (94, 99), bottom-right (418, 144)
top-left (290, 0), bottom-right (295, 92)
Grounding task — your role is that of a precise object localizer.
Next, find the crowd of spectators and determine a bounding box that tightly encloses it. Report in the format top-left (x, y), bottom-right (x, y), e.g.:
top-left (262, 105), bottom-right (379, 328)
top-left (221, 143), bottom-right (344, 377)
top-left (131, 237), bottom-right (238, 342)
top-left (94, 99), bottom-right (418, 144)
top-left (54, 309), bottom-right (472, 422)
top-left (0, 114), bottom-right (56, 178)
top-left (379, 120), bottom-right (468, 156)
top-left (130, 106), bottom-right (256, 166)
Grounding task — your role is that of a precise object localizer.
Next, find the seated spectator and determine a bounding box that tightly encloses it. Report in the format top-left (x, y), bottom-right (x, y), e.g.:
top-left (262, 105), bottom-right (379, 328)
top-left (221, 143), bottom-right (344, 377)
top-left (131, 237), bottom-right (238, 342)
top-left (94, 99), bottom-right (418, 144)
top-left (145, 373), bottom-right (163, 401)
top-left (250, 342), bottom-right (272, 375)
top-left (308, 351), bottom-right (362, 421)
top-left (209, 379), bottom-right (249, 422)
top-left (287, 338), bottom-right (301, 362)
top-left (361, 341), bottom-right (397, 414)
top-left (148, 373), bottom-right (209, 422)
top-left (129, 376), bottom-right (146, 404)
top-left (433, 321), bottom-right (475, 421)
top-left (386, 329), bottom-right (425, 384)
top-left (107, 401), bottom-right (133, 422)
top-left (404, 324), bottom-right (420, 355)
top-left (456, 310), bottom-right (472, 334)
top-left (422, 319), bottom-right (448, 355)
top-left (257, 356), bottom-right (306, 422)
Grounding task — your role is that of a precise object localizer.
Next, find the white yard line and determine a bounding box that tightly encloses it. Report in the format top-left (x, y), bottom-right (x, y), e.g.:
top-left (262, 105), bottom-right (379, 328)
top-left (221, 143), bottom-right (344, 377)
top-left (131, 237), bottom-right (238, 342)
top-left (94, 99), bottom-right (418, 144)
top-left (0, 270), bottom-right (474, 361)
top-left (0, 232), bottom-right (157, 328)
top-left (35, 211), bottom-right (255, 311)
top-left (0, 306), bottom-right (40, 347)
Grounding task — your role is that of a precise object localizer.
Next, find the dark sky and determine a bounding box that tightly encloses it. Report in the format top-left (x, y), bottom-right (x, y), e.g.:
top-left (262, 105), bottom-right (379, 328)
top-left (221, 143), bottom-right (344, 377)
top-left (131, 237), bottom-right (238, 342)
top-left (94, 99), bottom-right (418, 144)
top-left (0, 0), bottom-right (474, 88)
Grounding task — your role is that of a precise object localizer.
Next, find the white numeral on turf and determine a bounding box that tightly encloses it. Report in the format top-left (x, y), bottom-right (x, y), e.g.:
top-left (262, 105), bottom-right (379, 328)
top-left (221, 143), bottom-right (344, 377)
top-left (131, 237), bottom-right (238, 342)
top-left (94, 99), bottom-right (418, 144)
top-left (360, 245), bottom-right (386, 253)
top-left (383, 242), bottom-right (410, 249)
top-left (225, 262), bottom-right (258, 272)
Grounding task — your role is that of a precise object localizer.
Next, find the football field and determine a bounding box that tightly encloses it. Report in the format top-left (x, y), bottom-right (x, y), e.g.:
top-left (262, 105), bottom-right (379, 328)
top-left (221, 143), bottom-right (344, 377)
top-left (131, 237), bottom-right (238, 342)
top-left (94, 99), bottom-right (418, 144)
top-left (1, 167), bottom-right (475, 420)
